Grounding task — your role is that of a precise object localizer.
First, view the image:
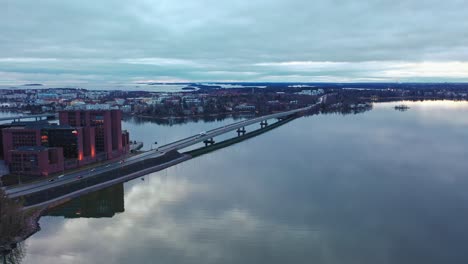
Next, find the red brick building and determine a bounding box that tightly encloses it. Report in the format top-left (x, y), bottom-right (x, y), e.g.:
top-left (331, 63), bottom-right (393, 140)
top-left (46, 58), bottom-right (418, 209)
top-left (59, 110), bottom-right (129, 160)
top-left (3, 127), bottom-right (42, 164)
top-left (9, 146), bottom-right (64, 176)
top-left (2, 110), bottom-right (130, 176)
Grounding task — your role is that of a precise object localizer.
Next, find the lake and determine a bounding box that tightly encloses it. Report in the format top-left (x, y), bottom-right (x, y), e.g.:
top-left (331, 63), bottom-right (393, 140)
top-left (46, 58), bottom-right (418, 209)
top-left (13, 101), bottom-right (468, 263)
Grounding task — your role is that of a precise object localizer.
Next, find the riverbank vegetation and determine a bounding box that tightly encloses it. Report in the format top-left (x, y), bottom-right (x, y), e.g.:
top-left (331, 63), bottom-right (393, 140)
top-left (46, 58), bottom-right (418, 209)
top-left (0, 189), bottom-right (25, 248)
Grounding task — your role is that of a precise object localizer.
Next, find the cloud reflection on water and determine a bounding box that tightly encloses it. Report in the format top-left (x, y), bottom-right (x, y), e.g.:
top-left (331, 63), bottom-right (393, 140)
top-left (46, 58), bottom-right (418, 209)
top-left (20, 101), bottom-right (468, 264)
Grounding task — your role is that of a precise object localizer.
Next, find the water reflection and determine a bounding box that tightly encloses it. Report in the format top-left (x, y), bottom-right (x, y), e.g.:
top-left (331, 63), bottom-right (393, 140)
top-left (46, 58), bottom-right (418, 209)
top-left (23, 174), bottom-right (197, 264)
top-left (124, 114), bottom-right (253, 126)
top-left (17, 101), bottom-right (468, 263)
top-left (1, 243), bottom-right (25, 264)
top-left (378, 100), bottom-right (468, 127)
top-left (122, 114), bottom-right (253, 151)
top-left (46, 184), bottom-right (124, 219)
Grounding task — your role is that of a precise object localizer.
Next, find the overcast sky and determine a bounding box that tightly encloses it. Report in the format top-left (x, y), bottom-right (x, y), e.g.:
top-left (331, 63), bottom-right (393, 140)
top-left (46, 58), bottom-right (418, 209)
top-left (1, 0), bottom-right (468, 86)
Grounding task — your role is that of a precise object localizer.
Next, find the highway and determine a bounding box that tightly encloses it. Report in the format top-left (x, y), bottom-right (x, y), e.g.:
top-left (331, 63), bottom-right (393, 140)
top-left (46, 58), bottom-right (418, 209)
top-left (6, 149), bottom-right (165, 198)
top-left (5, 104), bottom-right (315, 199)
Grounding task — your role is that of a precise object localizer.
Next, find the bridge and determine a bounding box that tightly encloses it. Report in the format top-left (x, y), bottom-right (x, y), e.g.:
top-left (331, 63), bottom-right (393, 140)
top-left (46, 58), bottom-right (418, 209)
top-left (4, 104), bottom-right (317, 207)
top-left (157, 105), bottom-right (313, 151)
top-left (0, 113), bottom-right (57, 123)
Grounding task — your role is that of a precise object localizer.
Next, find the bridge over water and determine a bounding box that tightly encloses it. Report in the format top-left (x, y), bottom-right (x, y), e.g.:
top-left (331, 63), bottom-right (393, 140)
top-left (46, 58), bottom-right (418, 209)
top-left (4, 104), bottom-right (317, 208)
top-left (0, 113), bottom-right (57, 123)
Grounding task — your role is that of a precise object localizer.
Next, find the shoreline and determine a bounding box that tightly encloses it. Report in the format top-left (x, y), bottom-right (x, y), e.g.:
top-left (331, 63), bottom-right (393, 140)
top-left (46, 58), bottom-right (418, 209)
top-left (0, 206), bottom-right (45, 253)
top-left (128, 111), bottom-right (257, 121)
top-left (2, 113), bottom-right (302, 250)
top-left (2, 98), bottom-right (467, 255)
top-left (2, 153), bottom-right (191, 252)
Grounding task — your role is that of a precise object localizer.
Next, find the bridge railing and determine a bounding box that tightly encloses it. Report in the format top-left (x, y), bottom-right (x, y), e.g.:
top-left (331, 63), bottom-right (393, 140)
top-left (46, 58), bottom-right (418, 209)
top-left (157, 106), bottom-right (312, 151)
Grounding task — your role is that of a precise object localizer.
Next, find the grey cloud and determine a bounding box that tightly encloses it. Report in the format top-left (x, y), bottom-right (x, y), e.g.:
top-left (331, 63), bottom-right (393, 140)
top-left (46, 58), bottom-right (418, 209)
top-left (1, 0), bottom-right (468, 85)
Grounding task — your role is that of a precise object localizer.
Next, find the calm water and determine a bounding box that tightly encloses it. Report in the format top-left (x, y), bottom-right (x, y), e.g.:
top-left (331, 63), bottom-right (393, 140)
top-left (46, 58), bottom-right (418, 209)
top-left (14, 101), bottom-right (468, 263)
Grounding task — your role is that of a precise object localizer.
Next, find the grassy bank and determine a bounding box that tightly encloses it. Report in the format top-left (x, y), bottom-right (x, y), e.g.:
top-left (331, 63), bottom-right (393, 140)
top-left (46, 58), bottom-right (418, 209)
top-left (186, 116), bottom-right (296, 158)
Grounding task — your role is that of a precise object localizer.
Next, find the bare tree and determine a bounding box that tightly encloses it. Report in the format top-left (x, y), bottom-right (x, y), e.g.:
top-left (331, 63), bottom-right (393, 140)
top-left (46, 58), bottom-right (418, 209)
top-left (0, 189), bottom-right (25, 247)
top-left (1, 242), bottom-right (26, 264)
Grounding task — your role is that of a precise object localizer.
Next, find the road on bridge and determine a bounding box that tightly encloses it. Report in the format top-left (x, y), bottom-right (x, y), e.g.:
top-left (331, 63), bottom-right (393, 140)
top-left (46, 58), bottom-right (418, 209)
top-left (5, 104), bottom-right (317, 199)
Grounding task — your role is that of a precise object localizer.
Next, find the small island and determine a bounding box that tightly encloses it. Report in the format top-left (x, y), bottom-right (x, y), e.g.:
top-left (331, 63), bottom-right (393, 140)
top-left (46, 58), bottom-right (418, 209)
top-left (22, 83), bottom-right (43, 87)
top-left (394, 104), bottom-right (410, 111)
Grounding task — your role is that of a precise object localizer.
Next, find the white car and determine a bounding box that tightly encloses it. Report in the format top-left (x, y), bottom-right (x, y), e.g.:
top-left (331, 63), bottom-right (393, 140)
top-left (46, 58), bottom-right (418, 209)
top-left (198, 131), bottom-right (206, 137)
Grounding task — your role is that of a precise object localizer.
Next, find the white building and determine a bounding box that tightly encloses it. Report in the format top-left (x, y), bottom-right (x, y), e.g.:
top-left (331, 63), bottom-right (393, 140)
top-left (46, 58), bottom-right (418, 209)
top-left (296, 89), bottom-right (324, 96)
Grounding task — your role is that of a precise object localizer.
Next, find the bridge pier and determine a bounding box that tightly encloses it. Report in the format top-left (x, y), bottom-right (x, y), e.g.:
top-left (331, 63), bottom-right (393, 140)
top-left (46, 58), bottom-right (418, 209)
top-left (260, 120), bottom-right (268, 128)
top-left (236, 127), bottom-right (246, 136)
top-left (203, 138), bottom-right (215, 147)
